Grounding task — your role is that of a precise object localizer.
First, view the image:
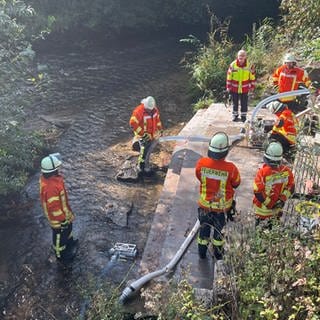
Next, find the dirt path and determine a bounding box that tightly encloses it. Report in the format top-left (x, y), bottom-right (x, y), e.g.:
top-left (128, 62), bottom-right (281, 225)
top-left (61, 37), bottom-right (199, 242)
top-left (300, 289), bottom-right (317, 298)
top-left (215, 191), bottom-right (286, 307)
top-left (0, 37), bottom-right (193, 319)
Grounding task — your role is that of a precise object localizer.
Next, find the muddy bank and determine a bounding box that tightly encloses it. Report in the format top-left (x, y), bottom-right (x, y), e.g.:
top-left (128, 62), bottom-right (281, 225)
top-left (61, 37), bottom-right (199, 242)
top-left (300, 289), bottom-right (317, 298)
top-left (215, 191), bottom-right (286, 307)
top-left (0, 37), bottom-right (193, 318)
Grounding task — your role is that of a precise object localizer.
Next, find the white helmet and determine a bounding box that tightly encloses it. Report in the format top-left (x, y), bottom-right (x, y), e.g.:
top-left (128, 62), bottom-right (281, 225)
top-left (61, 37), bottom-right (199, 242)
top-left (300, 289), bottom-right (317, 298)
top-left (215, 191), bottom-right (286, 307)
top-left (41, 154), bottom-right (62, 173)
top-left (283, 53), bottom-right (296, 64)
top-left (264, 141), bottom-right (283, 162)
top-left (208, 132), bottom-right (229, 159)
top-left (267, 101), bottom-right (284, 114)
top-left (141, 96), bottom-right (156, 110)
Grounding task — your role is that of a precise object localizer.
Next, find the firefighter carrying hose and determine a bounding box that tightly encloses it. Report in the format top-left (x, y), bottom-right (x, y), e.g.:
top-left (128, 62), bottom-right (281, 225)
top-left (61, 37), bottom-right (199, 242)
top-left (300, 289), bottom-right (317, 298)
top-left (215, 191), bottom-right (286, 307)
top-left (39, 154), bottom-right (78, 265)
top-left (253, 141), bottom-right (295, 228)
top-left (129, 96), bottom-right (163, 175)
top-left (195, 132), bottom-right (241, 260)
top-left (267, 100), bottom-right (299, 163)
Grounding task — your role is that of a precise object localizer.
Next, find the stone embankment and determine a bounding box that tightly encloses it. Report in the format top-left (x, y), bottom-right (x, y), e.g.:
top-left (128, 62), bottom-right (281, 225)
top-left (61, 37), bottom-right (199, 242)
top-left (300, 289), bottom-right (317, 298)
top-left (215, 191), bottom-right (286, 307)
top-left (138, 103), bottom-right (264, 303)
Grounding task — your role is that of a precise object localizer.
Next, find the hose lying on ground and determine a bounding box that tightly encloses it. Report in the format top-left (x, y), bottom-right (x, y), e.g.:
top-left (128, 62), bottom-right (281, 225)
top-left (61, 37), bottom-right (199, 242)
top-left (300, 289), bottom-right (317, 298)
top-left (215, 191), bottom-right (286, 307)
top-left (119, 220), bottom-right (200, 304)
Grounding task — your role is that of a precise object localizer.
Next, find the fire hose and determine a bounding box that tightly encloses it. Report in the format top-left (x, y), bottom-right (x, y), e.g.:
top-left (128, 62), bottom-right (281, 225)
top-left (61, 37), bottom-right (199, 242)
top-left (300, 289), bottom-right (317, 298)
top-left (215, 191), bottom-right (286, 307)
top-left (250, 88), bottom-right (310, 123)
top-left (119, 219), bottom-right (200, 304)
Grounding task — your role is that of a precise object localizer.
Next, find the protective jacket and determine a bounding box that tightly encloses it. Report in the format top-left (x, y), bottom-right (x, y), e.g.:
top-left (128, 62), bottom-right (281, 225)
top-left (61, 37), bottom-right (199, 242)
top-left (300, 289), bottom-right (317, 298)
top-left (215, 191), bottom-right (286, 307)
top-left (226, 59), bottom-right (256, 94)
top-left (253, 164), bottom-right (295, 219)
top-left (272, 65), bottom-right (311, 102)
top-left (271, 107), bottom-right (298, 145)
top-left (195, 157), bottom-right (240, 212)
top-left (40, 175), bottom-right (74, 229)
top-left (129, 104), bottom-right (162, 139)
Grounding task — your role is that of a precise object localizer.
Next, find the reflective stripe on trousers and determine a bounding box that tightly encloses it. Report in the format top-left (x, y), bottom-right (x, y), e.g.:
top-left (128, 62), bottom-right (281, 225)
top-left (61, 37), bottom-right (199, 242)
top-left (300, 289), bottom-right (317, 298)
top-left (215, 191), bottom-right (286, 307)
top-left (52, 223), bottom-right (73, 260)
top-left (197, 212), bottom-right (226, 248)
top-left (138, 139), bottom-right (152, 168)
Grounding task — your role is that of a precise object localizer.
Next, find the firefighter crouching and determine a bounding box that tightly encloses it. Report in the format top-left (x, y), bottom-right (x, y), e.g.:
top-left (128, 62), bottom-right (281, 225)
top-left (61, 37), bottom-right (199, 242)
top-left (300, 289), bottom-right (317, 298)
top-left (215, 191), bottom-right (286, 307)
top-left (267, 101), bottom-right (299, 163)
top-left (253, 142), bottom-right (295, 228)
top-left (195, 132), bottom-right (241, 260)
top-left (40, 154), bottom-right (78, 265)
top-left (129, 96), bottom-right (163, 174)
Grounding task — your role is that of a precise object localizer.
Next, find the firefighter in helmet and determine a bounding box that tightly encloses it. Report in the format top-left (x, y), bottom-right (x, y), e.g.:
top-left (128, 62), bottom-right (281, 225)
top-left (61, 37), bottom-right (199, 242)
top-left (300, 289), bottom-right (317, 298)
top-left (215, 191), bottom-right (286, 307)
top-left (267, 100), bottom-right (299, 163)
top-left (129, 96), bottom-right (163, 174)
top-left (272, 53), bottom-right (311, 114)
top-left (253, 141), bottom-right (295, 227)
top-left (39, 154), bottom-right (78, 265)
top-left (195, 132), bottom-right (241, 260)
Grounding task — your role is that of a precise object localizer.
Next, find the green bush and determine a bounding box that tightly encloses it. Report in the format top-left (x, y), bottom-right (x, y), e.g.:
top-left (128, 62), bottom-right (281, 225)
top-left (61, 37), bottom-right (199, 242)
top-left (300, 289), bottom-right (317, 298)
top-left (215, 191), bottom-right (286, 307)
top-left (181, 15), bottom-right (234, 103)
top-left (279, 0), bottom-right (320, 43)
top-left (0, 1), bottom-right (47, 207)
top-left (0, 123), bottom-right (45, 197)
top-left (227, 222), bottom-right (320, 320)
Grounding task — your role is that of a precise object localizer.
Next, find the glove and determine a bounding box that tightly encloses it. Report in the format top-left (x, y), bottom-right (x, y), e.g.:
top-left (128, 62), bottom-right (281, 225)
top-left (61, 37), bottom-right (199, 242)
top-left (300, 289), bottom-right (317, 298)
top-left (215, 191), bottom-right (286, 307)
top-left (141, 133), bottom-right (151, 142)
top-left (227, 200), bottom-right (236, 222)
top-left (198, 207), bottom-right (208, 224)
top-left (225, 90), bottom-right (232, 102)
top-left (274, 200), bottom-right (285, 209)
top-left (60, 220), bottom-right (69, 230)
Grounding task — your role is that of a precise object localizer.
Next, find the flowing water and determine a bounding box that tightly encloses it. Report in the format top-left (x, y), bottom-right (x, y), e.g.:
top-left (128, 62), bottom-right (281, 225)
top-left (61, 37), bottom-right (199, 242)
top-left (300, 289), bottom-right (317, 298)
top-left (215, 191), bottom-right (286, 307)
top-left (0, 36), bottom-right (193, 319)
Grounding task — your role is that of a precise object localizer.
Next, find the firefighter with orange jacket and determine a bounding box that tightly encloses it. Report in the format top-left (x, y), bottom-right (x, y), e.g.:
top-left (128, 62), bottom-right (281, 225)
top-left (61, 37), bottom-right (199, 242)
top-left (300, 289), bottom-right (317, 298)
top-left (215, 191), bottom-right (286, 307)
top-left (272, 53), bottom-right (311, 114)
top-left (129, 96), bottom-right (163, 174)
top-left (195, 132), bottom-right (241, 260)
top-left (226, 50), bottom-right (256, 122)
top-left (40, 154), bottom-right (78, 264)
top-left (267, 101), bottom-right (299, 162)
top-left (253, 142), bottom-right (295, 227)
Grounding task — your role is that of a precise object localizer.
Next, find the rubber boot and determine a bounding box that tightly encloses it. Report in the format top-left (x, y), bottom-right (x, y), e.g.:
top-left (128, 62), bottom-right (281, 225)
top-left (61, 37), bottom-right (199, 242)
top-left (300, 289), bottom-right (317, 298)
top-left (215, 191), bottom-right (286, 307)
top-left (213, 246), bottom-right (224, 261)
top-left (198, 244), bottom-right (207, 259)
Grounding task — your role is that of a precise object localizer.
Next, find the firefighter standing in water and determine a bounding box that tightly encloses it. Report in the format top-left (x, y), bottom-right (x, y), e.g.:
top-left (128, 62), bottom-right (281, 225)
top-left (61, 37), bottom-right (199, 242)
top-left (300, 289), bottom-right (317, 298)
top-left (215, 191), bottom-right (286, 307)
top-left (40, 154), bottom-right (78, 265)
top-left (226, 49), bottom-right (256, 122)
top-left (272, 53), bottom-right (311, 114)
top-left (267, 101), bottom-right (299, 162)
top-left (129, 96), bottom-right (163, 174)
top-left (195, 132), bottom-right (241, 260)
top-left (253, 141), bottom-right (295, 228)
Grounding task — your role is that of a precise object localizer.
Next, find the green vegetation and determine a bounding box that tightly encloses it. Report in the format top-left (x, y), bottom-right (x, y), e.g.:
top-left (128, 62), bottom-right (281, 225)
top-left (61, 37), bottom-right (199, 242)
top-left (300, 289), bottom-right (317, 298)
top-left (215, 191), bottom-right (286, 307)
top-left (0, 0), bottom-right (48, 207)
top-left (180, 16), bottom-right (234, 110)
top-left (182, 0), bottom-right (320, 111)
top-left (233, 224), bottom-right (320, 320)
top-left (27, 0), bottom-right (278, 39)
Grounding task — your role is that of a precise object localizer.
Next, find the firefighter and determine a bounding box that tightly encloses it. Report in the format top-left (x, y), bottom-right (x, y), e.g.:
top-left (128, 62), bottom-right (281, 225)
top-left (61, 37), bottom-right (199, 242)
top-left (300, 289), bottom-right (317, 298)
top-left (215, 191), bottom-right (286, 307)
top-left (267, 101), bottom-right (299, 163)
top-left (272, 53), bottom-right (311, 114)
top-left (226, 49), bottom-right (256, 122)
top-left (253, 141), bottom-right (295, 228)
top-left (40, 154), bottom-right (78, 265)
top-left (129, 96), bottom-right (163, 174)
top-left (195, 132), bottom-right (241, 260)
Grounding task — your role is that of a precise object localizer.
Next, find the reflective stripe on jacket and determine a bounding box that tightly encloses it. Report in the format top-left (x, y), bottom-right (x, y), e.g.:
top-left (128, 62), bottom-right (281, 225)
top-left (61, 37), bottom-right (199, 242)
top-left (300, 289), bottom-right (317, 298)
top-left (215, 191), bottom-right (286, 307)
top-left (226, 59), bottom-right (256, 94)
top-left (272, 108), bottom-right (298, 145)
top-left (40, 175), bottom-right (74, 229)
top-left (272, 65), bottom-right (311, 102)
top-left (195, 157), bottom-right (240, 212)
top-left (253, 164), bottom-right (295, 219)
top-left (129, 104), bottom-right (162, 139)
